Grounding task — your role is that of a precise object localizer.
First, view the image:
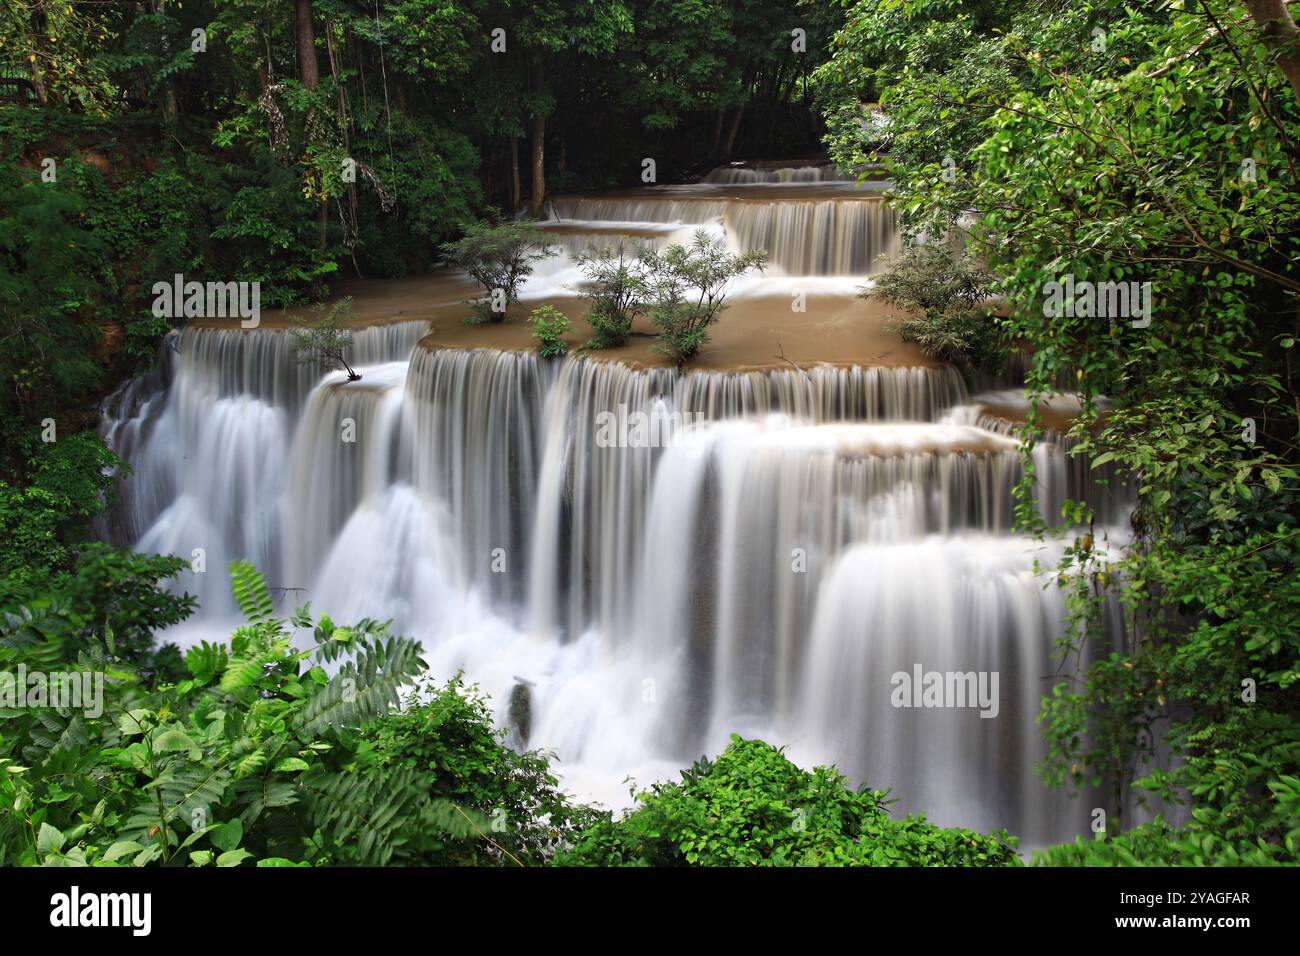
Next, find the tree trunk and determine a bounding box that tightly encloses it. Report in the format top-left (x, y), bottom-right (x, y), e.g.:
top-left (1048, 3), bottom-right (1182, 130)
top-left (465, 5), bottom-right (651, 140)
top-left (295, 0), bottom-right (325, 254)
top-left (1245, 0), bottom-right (1300, 102)
top-left (509, 135), bottom-right (521, 211)
top-left (26, 6), bottom-right (49, 103)
top-left (529, 113), bottom-right (546, 219)
top-left (151, 2), bottom-right (180, 123)
top-left (295, 0), bottom-right (320, 88)
top-left (27, 48), bottom-right (48, 104)
top-left (710, 109), bottom-right (724, 157)
top-left (721, 102), bottom-right (747, 161)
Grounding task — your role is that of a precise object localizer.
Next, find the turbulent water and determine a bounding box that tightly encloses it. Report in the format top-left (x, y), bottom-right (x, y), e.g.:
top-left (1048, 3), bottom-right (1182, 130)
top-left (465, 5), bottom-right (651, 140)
top-left (101, 164), bottom-right (1131, 846)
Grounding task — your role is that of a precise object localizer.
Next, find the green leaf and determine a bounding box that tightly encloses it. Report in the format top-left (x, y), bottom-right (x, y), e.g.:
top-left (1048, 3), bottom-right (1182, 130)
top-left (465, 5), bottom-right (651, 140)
top-left (36, 823), bottom-right (64, 855)
top-left (153, 729), bottom-right (202, 759)
top-left (117, 709), bottom-right (153, 736)
top-left (209, 819), bottom-right (243, 853)
top-left (102, 840), bottom-right (146, 863)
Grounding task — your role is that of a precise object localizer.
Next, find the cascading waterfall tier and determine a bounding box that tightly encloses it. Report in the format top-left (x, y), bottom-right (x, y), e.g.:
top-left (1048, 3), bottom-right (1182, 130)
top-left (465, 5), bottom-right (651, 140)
top-left (547, 191), bottom-right (896, 276)
top-left (100, 163), bottom-right (1127, 845)
top-left (100, 322), bottom-right (430, 612)
top-left (703, 163), bottom-right (852, 184)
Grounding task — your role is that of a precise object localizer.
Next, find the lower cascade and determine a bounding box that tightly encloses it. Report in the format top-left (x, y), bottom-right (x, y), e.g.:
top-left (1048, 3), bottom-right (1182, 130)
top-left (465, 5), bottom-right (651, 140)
top-left (101, 322), bottom-right (1124, 847)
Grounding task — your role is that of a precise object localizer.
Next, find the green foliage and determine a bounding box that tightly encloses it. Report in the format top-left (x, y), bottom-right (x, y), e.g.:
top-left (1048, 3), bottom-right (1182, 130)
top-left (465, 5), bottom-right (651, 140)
top-left (824, 0), bottom-right (1300, 864)
top-left (0, 560), bottom-right (612, 867)
top-left (527, 305), bottom-right (571, 358)
top-left (641, 229), bottom-right (766, 365)
top-left (371, 675), bottom-right (594, 866)
top-left (572, 242), bottom-right (652, 348)
top-left (290, 297), bottom-right (361, 381)
top-left (0, 434), bottom-right (121, 587)
top-left (0, 432), bottom-right (194, 673)
top-left (0, 162), bottom-right (105, 452)
top-left (1034, 773), bottom-right (1300, 866)
top-left (0, 563), bottom-right (449, 867)
top-left (557, 736), bottom-right (1019, 867)
top-left (440, 220), bottom-right (554, 323)
top-left (870, 242), bottom-right (1000, 366)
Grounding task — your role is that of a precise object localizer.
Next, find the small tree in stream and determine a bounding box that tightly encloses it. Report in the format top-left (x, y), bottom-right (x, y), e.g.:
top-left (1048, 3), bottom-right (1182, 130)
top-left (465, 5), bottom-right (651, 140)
top-left (440, 220), bottom-right (555, 324)
top-left (641, 230), bottom-right (766, 366)
top-left (868, 243), bottom-right (998, 367)
top-left (571, 241), bottom-right (653, 348)
top-left (290, 297), bottom-right (361, 381)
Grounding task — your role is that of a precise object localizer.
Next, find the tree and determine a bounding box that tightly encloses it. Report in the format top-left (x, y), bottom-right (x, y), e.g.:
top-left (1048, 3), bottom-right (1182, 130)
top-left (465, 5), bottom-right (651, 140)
top-left (294, 0), bottom-right (320, 89)
top-left (439, 220), bottom-right (554, 323)
top-left (571, 241), bottom-right (653, 348)
top-left (290, 297), bottom-right (361, 380)
top-left (504, 0), bottom-right (634, 216)
top-left (641, 229), bottom-right (766, 365)
top-left (869, 243), bottom-right (998, 366)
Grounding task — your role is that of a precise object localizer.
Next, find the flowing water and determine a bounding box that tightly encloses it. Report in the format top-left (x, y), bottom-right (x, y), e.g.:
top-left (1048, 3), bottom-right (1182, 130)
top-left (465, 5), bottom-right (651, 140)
top-left (101, 164), bottom-right (1131, 846)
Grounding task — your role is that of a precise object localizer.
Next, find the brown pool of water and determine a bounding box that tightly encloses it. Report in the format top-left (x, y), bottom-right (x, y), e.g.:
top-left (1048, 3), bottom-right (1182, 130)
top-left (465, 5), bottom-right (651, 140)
top-left (191, 270), bottom-right (937, 372)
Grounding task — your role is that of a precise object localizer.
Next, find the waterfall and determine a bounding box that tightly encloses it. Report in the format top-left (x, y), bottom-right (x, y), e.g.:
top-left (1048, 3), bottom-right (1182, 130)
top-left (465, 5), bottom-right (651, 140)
top-left (100, 164), bottom-right (1130, 844)
top-left (548, 192), bottom-right (896, 276)
top-left (725, 198), bottom-right (895, 275)
top-left (703, 164), bottom-right (852, 184)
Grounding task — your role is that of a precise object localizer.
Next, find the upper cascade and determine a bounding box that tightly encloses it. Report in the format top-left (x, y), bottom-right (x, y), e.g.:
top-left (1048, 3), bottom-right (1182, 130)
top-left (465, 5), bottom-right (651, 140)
top-left (702, 162), bottom-right (853, 184)
top-left (543, 162), bottom-right (896, 276)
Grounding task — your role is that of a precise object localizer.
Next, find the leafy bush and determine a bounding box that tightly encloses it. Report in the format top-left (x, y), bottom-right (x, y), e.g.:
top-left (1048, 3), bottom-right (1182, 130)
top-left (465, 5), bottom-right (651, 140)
top-left (0, 434), bottom-right (122, 589)
top-left (439, 220), bottom-right (554, 323)
top-left (641, 230), bottom-right (766, 366)
top-left (572, 242), bottom-right (652, 348)
top-left (0, 166), bottom-right (105, 457)
top-left (869, 243), bottom-right (999, 366)
top-left (371, 675), bottom-right (593, 866)
top-left (209, 171), bottom-right (339, 307)
top-left (1035, 774), bottom-right (1300, 866)
top-left (527, 305), bottom-right (571, 358)
top-left (556, 736), bottom-right (1019, 867)
top-left (0, 562), bottom-right (466, 866)
top-left (0, 432), bottom-right (194, 677)
top-left (0, 561), bottom-right (607, 867)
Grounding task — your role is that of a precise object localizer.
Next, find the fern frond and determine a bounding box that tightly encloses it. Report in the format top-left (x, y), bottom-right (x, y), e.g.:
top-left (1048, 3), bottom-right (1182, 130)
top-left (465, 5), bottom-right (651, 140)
top-left (295, 635), bottom-right (426, 736)
top-left (233, 777), bottom-right (300, 826)
top-left (229, 561), bottom-right (275, 622)
top-left (185, 642), bottom-right (229, 684)
top-left (119, 762), bottom-right (233, 845)
top-left (26, 710), bottom-right (91, 759)
top-left (219, 650), bottom-right (277, 694)
top-left (302, 767), bottom-right (480, 865)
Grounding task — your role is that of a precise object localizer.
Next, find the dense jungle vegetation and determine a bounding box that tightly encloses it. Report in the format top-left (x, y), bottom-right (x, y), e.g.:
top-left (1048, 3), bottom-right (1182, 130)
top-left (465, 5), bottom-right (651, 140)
top-left (2, 0), bottom-right (1298, 867)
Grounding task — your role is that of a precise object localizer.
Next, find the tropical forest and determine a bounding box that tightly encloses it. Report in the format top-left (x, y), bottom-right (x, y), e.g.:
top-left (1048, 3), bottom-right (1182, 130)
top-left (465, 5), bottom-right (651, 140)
top-left (0, 0), bottom-right (1297, 898)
